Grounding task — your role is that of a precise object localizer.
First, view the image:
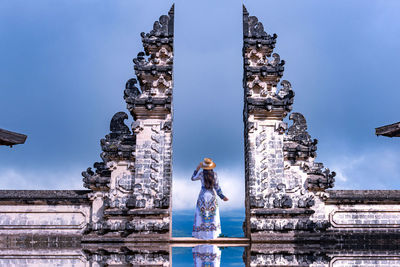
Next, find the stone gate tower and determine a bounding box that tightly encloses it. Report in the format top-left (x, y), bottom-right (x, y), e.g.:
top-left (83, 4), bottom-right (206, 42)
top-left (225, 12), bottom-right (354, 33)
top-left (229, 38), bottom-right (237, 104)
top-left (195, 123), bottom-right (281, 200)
top-left (82, 5), bottom-right (174, 240)
top-left (243, 6), bottom-right (335, 240)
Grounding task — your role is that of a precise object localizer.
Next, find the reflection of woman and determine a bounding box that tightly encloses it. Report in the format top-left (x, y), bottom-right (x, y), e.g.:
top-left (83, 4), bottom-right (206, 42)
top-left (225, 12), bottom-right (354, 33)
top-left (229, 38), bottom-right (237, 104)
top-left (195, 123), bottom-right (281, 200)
top-left (191, 158), bottom-right (229, 240)
top-left (192, 244), bottom-right (221, 267)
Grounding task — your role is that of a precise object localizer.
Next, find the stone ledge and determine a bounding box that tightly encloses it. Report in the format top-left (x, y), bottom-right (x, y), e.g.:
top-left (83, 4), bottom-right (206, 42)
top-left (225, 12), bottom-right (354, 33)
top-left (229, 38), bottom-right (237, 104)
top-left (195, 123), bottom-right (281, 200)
top-left (251, 208), bottom-right (315, 216)
top-left (104, 209), bottom-right (170, 217)
top-left (325, 190), bottom-right (400, 204)
top-left (170, 237), bottom-right (250, 247)
top-left (82, 233), bottom-right (170, 243)
top-left (0, 190), bottom-right (91, 204)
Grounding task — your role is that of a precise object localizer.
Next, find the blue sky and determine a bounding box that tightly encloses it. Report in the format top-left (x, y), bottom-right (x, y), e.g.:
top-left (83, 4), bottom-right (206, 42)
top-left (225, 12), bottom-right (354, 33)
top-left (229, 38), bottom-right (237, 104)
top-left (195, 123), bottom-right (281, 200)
top-left (1, 0), bottom-right (400, 212)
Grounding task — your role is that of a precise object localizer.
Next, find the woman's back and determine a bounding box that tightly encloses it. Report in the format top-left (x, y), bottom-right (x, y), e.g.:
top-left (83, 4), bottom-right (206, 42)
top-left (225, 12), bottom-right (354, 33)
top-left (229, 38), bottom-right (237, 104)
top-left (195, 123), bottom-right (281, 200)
top-left (191, 158), bottom-right (228, 240)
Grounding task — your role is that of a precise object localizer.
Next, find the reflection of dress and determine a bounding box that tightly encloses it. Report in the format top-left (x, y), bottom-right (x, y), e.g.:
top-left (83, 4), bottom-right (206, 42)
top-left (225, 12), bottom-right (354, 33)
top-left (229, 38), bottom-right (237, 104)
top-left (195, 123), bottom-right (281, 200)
top-left (191, 170), bottom-right (226, 240)
top-left (192, 245), bottom-right (221, 267)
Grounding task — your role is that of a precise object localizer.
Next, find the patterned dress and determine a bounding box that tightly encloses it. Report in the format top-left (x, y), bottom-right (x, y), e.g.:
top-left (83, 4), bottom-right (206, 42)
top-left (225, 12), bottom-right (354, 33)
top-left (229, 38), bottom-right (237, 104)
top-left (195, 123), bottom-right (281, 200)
top-left (191, 170), bottom-right (226, 240)
top-left (192, 245), bottom-right (221, 267)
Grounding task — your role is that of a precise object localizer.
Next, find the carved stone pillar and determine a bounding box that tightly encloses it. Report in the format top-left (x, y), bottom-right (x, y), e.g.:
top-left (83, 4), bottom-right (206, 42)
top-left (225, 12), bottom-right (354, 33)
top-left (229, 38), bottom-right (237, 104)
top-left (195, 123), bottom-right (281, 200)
top-left (82, 5), bottom-right (174, 241)
top-left (124, 4), bottom-right (174, 238)
top-left (243, 5), bottom-right (335, 240)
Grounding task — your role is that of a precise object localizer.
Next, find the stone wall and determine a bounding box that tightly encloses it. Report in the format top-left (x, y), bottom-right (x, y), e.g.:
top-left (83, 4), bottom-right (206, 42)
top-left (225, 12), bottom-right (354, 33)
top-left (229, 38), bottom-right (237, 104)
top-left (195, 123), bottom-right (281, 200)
top-left (0, 240), bottom-right (170, 267)
top-left (246, 242), bottom-right (400, 266)
top-left (0, 190), bottom-right (91, 236)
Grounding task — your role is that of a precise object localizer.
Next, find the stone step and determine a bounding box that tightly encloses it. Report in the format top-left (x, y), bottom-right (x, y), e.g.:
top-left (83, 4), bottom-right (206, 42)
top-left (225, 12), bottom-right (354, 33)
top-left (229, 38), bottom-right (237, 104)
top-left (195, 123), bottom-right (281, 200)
top-left (170, 237), bottom-right (250, 247)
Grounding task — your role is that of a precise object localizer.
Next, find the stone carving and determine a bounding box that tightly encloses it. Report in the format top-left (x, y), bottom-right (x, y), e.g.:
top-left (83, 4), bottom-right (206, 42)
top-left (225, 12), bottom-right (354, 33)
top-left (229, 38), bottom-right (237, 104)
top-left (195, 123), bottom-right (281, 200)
top-left (248, 250), bottom-right (331, 266)
top-left (82, 245), bottom-right (170, 266)
top-left (84, 217), bottom-right (169, 237)
top-left (284, 112), bottom-right (317, 162)
top-left (100, 112), bottom-right (135, 162)
top-left (81, 5), bottom-right (174, 239)
top-left (250, 217), bottom-right (330, 232)
top-left (82, 112), bottom-right (134, 191)
top-left (243, 5), bottom-right (277, 49)
top-left (283, 113), bottom-right (336, 190)
top-left (297, 195), bottom-right (315, 208)
top-left (82, 162), bottom-right (111, 191)
top-left (243, 5), bottom-right (335, 237)
top-left (273, 194), bottom-right (293, 209)
top-left (243, 5), bottom-right (293, 118)
top-left (126, 5), bottom-right (174, 121)
top-left (124, 78), bottom-right (141, 108)
top-left (307, 163), bottom-right (336, 191)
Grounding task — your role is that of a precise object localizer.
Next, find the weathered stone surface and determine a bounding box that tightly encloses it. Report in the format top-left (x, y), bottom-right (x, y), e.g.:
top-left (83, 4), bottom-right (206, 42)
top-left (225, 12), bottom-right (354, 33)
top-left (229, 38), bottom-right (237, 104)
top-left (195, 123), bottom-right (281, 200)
top-left (243, 5), bottom-right (332, 237)
top-left (81, 5), bottom-right (174, 240)
top-left (0, 203), bottom-right (91, 236)
top-left (125, 5), bottom-right (174, 121)
top-left (0, 243), bottom-right (170, 267)
top-left (241, 6), bottom-right (400, 241)
top-left (83, 245), bottom-right (170, 267)
top-left (246, 242), bottom-right (400, 266)
top-left (0, 190), bottom-right (90, 204)
top-left (326, 190), bottom-right (400, 204)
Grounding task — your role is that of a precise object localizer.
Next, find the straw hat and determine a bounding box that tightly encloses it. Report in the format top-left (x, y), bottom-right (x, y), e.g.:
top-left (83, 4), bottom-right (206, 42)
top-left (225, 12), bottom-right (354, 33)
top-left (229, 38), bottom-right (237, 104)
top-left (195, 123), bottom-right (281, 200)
top-left (200, 158), bottom-right (216, 170)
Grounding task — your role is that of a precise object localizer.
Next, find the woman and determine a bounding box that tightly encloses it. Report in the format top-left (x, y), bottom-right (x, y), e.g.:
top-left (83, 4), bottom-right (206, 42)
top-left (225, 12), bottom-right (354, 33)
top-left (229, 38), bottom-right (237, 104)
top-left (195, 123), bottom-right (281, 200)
top-left (191, 158), bottom-right (228, 240)
top-left (192, 244), bottom-right (221, 267)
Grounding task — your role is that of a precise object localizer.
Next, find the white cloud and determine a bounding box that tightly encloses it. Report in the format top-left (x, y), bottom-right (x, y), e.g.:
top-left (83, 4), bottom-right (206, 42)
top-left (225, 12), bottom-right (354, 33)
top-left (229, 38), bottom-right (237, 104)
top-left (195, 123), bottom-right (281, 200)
top-left (0, 166), bottom-right (245, 211)
top-left (172, 168), bottom-right (245, 211)
top-left (0, 167), bottom-right (85, 190)
top-left (4, 146), bottom-right (397, 209)
top-left (328, 148), bottom-right (400, 190)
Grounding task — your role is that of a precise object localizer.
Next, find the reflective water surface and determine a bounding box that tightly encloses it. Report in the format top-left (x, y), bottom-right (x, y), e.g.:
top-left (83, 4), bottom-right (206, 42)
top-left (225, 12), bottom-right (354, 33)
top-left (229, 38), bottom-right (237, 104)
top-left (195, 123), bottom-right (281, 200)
top-left (173, 245), bottom-right (244, 267)
top-left (1, 242), bottom-right (400, 266)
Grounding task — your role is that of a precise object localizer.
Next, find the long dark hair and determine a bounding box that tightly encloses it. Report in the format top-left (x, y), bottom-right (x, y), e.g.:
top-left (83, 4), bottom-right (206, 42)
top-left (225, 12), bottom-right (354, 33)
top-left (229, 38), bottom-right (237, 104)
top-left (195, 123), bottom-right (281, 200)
top-left (203, 169), bottom-right (215, 189)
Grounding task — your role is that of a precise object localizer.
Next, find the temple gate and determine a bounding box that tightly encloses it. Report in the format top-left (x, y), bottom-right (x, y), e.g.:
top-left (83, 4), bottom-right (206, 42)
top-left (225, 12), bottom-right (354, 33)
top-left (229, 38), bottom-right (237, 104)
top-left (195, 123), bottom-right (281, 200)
top-left (0, 4), bottom-right (399, 266)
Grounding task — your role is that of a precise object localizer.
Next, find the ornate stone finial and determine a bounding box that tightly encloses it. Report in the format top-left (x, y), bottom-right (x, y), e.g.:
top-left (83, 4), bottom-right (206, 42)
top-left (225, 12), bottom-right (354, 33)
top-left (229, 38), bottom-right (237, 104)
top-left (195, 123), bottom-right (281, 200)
top-left (287, 112), bottom-right (312, 143)
top-left (126, 5), bottom-right (174, 120)
top-left (243, 5), bottom-right (277, 50)
top-left (110, 112), bottom-right (131, 136)
top-left (243, 6), bottom-right (293, 119)
top-left (141, 4), bottom-right (174, 40)
top-left (124, 78), bottom-right (141, 104)
top-left (246, 80), bottom-right (294, 116)
top-left (101, 112), bottom-right (135, 162)
top-left (283, 112), bottom-right (318, 162)
top-left (82, 162), bottom-right (111, 191)
top-left (307, 163), bottom-right (336, 191)
top-left (82, 112), bottom-right (135, 191)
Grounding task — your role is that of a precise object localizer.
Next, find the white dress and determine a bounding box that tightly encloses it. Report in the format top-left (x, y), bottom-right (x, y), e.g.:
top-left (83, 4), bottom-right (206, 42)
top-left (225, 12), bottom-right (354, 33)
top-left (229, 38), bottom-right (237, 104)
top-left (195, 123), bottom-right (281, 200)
top-left (191, 170), bottom-right (226, 240)
top-left (192, 245), bottom-right (221, 267)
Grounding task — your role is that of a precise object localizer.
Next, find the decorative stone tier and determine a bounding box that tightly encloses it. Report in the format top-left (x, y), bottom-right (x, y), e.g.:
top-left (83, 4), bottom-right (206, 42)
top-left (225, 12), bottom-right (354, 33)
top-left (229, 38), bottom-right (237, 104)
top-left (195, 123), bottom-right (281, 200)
top-left (0, 190), bottom-right (91, 204)
top-left (246, 241), bottom-right (400, 266)
top-left (325, 190), bottom-right (400, 204)
top-left (0, 240), bottom-right (170, 267)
